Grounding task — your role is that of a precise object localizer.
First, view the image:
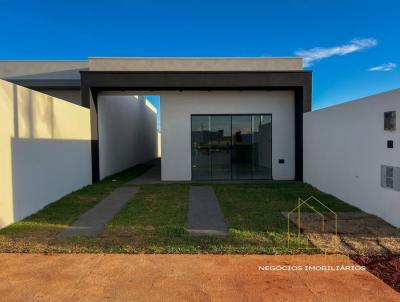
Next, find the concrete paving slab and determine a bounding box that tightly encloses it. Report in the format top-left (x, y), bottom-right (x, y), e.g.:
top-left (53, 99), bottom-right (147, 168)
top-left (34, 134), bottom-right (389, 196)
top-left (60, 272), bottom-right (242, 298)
top-left (187, 186), bottom-right (228, 236)
top-left (128, 165), bottom-right (161, 185)
top-left (128, 159), bottom-right (161, 185)
top-left (58, 187), bottom-right (138, 237)
top-left (0, 254), bottom-right (398, 302)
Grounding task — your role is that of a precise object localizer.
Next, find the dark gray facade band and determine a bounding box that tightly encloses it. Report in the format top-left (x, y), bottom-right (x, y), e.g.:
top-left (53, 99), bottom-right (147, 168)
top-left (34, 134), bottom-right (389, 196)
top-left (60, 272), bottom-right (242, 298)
top-left (80, 71), bottom-right (312, 183)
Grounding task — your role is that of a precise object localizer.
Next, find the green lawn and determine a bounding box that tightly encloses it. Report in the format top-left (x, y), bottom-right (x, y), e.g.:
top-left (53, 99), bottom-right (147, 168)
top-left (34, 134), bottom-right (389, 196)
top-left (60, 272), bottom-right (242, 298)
top-left (0, 165), bottom-right (360, 254)
top-left (0, 164), bottom-right (149, 252)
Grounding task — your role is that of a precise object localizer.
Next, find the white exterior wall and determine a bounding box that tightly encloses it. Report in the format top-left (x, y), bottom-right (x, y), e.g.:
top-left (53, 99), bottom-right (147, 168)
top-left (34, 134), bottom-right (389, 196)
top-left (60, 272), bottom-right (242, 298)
top-left (157, 131), bottom-right (162, 158)
top-left (304, 89), bottom-right (400, 227)
top-left (0, 80), bottom-right (92, 228)
top-left (98, 93), bottom-right (157, 179)
top-left (160, 91), bottom-right (295, 181)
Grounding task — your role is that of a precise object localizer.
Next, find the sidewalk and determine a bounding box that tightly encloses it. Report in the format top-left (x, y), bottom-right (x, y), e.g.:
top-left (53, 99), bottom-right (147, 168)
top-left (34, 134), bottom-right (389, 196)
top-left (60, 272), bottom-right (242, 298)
top-left (0, 254), bottom-right (398, 301)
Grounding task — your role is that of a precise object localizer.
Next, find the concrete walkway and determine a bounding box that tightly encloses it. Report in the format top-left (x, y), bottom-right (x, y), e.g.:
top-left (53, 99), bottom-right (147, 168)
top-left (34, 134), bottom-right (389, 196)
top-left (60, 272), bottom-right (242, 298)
top-left (0, 254), bottom-right (398, 301)
top-left (187, 186), bottom-right (228, 236)
top-left (58, 187), bottom-right (138, 237)
top-left (128, 159), bottom-right (161, 185)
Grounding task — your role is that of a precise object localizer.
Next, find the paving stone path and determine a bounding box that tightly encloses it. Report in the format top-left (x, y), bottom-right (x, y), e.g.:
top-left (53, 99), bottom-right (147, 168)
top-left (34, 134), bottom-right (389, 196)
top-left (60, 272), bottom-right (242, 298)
top-left (128, 159), bottom-right (161, 185)
top-left (187, 186), bottom-right (228, 236)
top-left (284, 211), bottom-right (400, 256)
top-left (58, 187), bottom-right (138, 237)
top-left (128, 165), bottom-right (161, 185)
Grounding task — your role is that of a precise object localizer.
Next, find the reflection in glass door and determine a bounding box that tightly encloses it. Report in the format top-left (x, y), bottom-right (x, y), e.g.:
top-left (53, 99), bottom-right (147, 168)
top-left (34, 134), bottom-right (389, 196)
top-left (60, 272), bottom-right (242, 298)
top-left (209, 116), bottom-right (231, 180)
top-left (191, 115), bottom-right (231, 180)
top-left (191, 116), bottom-right (211, 180)
top-left (191, 114), bottom-right (271, 180)
top-left (232, 115), bottom-right (252, 179)
top-left (252, 115), bottom-right (272, 179)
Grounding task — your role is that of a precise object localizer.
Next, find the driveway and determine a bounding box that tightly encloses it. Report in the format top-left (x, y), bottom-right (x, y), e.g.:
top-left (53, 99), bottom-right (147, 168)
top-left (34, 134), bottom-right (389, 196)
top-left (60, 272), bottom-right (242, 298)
top-left (0, 254), bottom-right (398, 301)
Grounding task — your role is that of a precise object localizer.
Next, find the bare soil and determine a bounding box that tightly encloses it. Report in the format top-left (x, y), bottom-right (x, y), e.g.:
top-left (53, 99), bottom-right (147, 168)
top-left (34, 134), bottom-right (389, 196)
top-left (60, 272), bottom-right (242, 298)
top-left (285, 211), bottom-right (400, 293)
top-left (0, 254), bottom-right (398, 301)
top-left (351, 255), bottom-right (400, 293)
top-left (284, 212), bottom-right (400, 256)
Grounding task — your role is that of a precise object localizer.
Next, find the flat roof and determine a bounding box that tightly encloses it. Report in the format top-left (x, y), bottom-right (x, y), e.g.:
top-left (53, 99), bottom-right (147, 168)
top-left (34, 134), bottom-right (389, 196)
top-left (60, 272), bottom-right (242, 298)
top-left (88, 57), bottom-right (304, 72)
top-left (0, 57), bottom-right (305, 88)
top-left (0, 60), bottom-right (88, 83)
top-left (88, 56), bottom-right (301, 59)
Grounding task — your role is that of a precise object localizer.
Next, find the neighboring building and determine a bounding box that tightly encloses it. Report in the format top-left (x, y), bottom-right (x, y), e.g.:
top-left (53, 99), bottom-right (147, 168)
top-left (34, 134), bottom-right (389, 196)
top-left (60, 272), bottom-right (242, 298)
top-left (0, 60), bottom-right (88, 105)
top-left (304, 88), bottom-right (400, 227)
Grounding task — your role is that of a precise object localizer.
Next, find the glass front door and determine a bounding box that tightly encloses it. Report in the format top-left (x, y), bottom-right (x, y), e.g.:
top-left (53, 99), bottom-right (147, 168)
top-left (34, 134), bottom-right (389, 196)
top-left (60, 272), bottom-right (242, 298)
top-left (191, 114), bottom-right (272, 180)
top-left (209, 116), bottom-right (231, 180)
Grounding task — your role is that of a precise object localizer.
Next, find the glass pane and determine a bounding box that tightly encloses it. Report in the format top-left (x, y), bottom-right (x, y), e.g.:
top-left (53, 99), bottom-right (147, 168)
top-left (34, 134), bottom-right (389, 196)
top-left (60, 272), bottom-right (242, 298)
top-left (232, 115), bottom-right (252, 179)
top-left (192, 114), bottom-right (272, 181)
top-left (191, 116), bottom-right (211, 180)
top-left (252, 115), bottom-right (272, 179)
top-left (210, 116), bottom-right (231, 180)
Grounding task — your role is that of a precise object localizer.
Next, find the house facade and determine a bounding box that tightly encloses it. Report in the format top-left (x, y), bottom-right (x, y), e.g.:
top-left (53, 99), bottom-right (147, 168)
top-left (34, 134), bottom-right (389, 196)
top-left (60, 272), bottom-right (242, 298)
top-left (0, 57), bottom-right (312, 227)
top-left (2, 57), bottom-right (399, 228)
top-left (1, 57), bottom-right (312, 183)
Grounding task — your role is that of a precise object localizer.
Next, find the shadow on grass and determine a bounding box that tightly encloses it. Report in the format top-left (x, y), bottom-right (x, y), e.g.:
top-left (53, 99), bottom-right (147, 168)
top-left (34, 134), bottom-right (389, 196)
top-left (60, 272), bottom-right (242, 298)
top-left (0, 163), bottom-right (150, 251)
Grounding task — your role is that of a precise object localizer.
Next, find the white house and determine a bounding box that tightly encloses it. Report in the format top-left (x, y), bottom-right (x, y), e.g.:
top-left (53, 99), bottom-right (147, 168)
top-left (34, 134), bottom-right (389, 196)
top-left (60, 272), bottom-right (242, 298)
top-left (0, 57), bottom-right (311, 227)
top-left (1, 57), bottom-right (399, 229)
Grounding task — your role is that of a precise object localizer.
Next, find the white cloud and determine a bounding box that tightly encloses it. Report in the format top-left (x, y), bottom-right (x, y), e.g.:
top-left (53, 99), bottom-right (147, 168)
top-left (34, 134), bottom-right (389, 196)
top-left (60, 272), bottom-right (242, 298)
top-left (295, 38), bottom-right (378, 67)
top-left (368, 62), bottom-right (397, 72)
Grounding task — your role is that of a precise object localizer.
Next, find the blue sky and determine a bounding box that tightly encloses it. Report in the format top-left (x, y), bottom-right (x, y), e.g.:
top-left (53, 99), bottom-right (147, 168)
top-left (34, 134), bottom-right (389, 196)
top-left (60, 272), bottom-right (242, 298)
top-left (0, 0), bottom-right (399, 117)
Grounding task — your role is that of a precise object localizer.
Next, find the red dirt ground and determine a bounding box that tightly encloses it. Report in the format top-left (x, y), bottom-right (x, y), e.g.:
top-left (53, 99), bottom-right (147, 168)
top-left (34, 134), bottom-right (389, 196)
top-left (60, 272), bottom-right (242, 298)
top-left (351, 255), bottom-right (400, 293)
top-left (0, 254), bottom-right (399, 301)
